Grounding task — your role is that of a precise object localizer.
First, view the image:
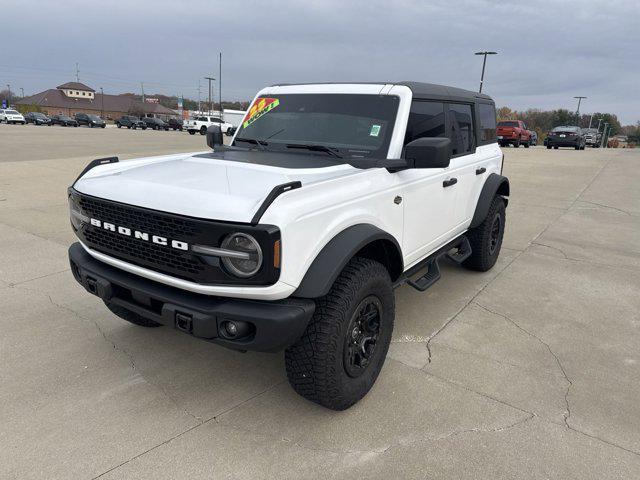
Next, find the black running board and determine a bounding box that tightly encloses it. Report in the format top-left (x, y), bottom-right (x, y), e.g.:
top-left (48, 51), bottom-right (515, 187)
top-left (396, 235), bottom-right (471, 292)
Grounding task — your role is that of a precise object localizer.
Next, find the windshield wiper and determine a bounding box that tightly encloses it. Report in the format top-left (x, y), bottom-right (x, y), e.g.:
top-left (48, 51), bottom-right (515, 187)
top-left (286, 144), bottom-right (343, 158)
top-left (234, 137), bottom-right (267, 151)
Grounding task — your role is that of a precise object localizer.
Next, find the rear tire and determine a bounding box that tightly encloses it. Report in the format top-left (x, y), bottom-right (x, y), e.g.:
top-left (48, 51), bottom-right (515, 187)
top-left (104, 301), bottom-right (162, 328)
top-left (514, 138), bottom-right (521, 148)
top-left (462, 196), bottom-right (506, 272)
top-left (200, 126), bottom-right (207, 135)
top-left (285, 257), bottom-right (394, 410)
top-left (188, 130), bottom-right (196, 135)
top-left (524, 141), bottom-right (530, 148)
top-left (547, 145), bottom-right (552, 149)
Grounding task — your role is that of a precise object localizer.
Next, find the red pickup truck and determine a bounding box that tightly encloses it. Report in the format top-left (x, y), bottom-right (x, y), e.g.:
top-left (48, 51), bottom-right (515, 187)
top-left (497, 120), bottom-right (532, 148)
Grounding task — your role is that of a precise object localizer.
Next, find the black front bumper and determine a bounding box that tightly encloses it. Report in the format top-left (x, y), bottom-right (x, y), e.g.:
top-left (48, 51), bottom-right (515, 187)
top-left (69, 243), bottom-right (314, 352)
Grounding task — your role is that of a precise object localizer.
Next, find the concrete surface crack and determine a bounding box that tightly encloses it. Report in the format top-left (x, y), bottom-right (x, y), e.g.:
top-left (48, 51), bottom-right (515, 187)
top-left (92, 381), bottom-right (285, 479)
top-left (531, 241), bottom-right (570, 260)
top-left (434, 412), bottom-right (536, 442)
top-left (474, 303), bottom-right (573, 428)
top-left (425, 250), bottom-right (524, 364)
top-left (578, 200), bottom-right (634, 216)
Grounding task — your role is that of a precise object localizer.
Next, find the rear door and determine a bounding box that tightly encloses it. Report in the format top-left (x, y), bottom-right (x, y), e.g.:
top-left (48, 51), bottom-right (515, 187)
top-left (446, 102), bottom-right (481, 230)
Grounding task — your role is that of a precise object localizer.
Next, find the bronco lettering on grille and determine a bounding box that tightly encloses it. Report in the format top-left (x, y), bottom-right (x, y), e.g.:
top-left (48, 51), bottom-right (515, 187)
top-left (89, 218), bottom-right (189, 251)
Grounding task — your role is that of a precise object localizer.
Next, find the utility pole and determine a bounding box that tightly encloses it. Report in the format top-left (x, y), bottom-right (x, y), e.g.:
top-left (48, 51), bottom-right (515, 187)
top-left (574, 96), bottom-right (586, 126)
top-left (219, 52), bottom-right (222, 115)
top-left (6, 84), bottom-right (11, 106)
top-left (588, 114), bottom-right (593, 129)
top-left (141, 82), bottom-right (145, 105)
top-left (100, 87), bottom-right (104, 118)
top-left (197, 81), bottom-right (202, 112)
top-left (76, 63), bottom-right (80, 82)
top-left (20, 87), bottom-right (24, 99)
top-left (602, 123), bottom-right (609, 148)
top-left (596, 118), bottom-right (603, 132)
top-left (204, 76), bottom-right (215, 114)
top-left (475, 51), bottom-right (497, 93)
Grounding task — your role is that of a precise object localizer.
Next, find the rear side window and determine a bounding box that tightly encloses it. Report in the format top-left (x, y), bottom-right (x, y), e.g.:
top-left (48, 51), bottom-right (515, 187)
top-left (404, 101), bottom-right (446, 144)
top-left (479, 103), bottom-right (497, 143)
top-left (449, 103), bottom-right (475, 155)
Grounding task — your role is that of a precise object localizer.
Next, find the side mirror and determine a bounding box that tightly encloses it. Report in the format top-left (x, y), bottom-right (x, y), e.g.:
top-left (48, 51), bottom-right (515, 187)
top-left (206, 125), bottom-right (224, 150)
top-left (403, 137), bottom-right (451, 168)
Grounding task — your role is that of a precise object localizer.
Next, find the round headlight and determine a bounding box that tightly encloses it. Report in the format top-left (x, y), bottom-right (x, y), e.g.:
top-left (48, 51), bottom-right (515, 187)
top-left (221, 233), bottom-right (263, 278)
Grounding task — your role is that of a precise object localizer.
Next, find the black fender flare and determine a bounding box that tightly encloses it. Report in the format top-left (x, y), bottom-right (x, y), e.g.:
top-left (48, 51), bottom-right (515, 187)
top-left (293, 224), bottom-right (403, 299)
top-left (470, 173), bottom-right (510, 228)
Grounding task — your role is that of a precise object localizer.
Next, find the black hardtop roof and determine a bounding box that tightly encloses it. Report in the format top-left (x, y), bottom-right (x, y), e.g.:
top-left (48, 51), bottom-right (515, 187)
top-left (269, 81), bottom-right (494, 103)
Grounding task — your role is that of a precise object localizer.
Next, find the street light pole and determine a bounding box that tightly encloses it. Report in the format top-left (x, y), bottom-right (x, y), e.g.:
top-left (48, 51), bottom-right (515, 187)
top-left (6, 84), bottom-right (11, 107)
top-left (602, 123), bottom-right (609, 148)
top-left (204, 76), bottom-right (215, 114)
top-left (475, 51), bottom-right (497, 93)
top-left (574, 96), bottom-right (587, 126)
top-left (100, 87), bottom-right (104, 118)
top-left (20, 87), bottom-right (24, 99)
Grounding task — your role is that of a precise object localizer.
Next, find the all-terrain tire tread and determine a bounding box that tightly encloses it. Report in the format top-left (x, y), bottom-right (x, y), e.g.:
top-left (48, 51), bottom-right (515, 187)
top-left (285, 257), bottom-right (393, 410)
top-left (462, 196), bottom-right (506, 272)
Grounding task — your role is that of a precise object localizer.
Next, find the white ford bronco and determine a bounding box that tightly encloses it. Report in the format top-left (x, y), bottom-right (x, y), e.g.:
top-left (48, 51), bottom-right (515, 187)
top-left (68, 82), bottom-right (508, 410)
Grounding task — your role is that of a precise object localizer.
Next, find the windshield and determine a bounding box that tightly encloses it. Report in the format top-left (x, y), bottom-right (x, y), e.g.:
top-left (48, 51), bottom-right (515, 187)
top-left (234, 94), bottom-right (399, 158)
top-left (498, 121), bottom-right (519, 127)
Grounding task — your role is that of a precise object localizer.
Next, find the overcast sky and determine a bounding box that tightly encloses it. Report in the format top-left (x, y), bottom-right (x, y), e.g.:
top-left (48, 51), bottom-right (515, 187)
top-left (3, 0), bottom-right (639, 124)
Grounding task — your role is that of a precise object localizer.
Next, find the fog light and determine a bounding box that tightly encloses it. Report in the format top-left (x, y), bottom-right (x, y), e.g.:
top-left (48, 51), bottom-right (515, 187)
top-left (225, 322), bottom-right (238, 336)
top-left (219, 320), bottom-right (253, 340)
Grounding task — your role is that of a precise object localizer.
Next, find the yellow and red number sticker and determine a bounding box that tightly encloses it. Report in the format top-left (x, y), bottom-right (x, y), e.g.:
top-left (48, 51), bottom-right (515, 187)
top-left (243, 97), bottom-right (279, 128)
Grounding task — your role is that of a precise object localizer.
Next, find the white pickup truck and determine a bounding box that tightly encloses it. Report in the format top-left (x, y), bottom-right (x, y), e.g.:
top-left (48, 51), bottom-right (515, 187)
top-left (184, 115), bottom-right (233, 136)
top-left (68, 81), bottom-right (508, 410)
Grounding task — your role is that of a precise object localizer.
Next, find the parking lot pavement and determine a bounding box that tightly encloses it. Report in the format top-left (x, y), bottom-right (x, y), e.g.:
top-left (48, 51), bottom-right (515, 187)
top-left (1, 124), bottom-right (639, 479)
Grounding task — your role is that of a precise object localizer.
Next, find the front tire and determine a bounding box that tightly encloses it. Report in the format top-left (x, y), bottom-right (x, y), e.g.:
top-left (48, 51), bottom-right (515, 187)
top-left (285, 257), bottom-right (394, 410)
top-left (104, 301), bottom-right (162, 328)
top-left (189, 130), bottom-right (196, 135)
top-left (462, 196), bottom-right (506, 272)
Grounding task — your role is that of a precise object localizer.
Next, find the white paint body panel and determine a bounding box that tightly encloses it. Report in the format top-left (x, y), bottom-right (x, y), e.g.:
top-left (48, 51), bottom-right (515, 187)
top-left (73, 83), bottom-right (503, 300)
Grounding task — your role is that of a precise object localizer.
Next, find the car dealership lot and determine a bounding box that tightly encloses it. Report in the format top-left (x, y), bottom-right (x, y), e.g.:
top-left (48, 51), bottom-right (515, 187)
top-left (1, 124), bottom-right (639, 479)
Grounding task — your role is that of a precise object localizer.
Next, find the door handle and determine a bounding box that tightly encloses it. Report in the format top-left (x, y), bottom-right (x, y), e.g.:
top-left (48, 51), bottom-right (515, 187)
top-left (443, 178), bottom-right (458, 188)
top-left (476, 167), bottom-right (486, 175)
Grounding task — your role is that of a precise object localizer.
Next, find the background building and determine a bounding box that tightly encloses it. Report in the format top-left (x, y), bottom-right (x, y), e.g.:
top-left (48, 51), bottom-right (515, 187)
top-left (17, 82), bottom-right (177, 120)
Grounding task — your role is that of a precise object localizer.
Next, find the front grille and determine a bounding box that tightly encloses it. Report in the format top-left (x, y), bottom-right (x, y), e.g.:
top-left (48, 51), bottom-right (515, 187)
top-left (71, 191), bottom-right (280, 286)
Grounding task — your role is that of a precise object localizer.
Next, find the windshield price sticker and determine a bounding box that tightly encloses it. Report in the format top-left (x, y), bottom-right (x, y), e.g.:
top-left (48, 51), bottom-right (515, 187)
top-left (243, 97), bottom-right (280, 128)
top-left (370, 125), bottom-right (381, 137)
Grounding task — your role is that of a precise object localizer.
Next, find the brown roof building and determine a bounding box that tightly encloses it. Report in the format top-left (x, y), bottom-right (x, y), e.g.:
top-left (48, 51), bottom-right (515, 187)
top-left (17, 82), bottom-right (177, 120)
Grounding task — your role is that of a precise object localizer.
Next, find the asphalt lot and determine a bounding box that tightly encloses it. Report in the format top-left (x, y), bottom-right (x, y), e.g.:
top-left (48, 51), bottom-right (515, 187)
top-left (1, 122), bottom-right (639, 479)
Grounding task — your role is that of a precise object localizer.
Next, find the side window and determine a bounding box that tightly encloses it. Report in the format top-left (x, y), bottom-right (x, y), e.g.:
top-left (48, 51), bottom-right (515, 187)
top-left (404, 101), bottom-right (446, 144)
top-left (448, 103), bottom-right (475, 155)
top-left (478, 103), bottom-right (496, 143)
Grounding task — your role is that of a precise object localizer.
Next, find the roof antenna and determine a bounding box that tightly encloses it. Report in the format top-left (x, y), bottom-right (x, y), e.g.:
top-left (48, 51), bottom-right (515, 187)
top-left (75, 62), bottom-right (80, 82)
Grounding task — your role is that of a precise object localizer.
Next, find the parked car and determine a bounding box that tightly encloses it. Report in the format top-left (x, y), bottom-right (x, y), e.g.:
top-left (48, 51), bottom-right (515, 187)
top-left (68, 80), bottom-right (509, 410)
top-left (582, 128), bottom-right (601, 148)
top-left (546, 126), bottom-right (586, 150)
top-left (75, 113), bottom-right (106, 128)
top-left (184, 115), bottom-right (233, 135)
top-left (50, 114), bottom-right (78, 127)
top-left (167, 118), bottom-right (183, 131)
top-left (1, 109), bottom-right (26, 124)
top-left (116, 115), bottom-right (147, 129)
top-left (496, 120), bottom-right (532, 148)
top-left (528, 130), bottom-right (538, 146)
top-left (24, 112), bottom-right (51, 125)
top-left (142, 117), bottom-right (169, 131)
